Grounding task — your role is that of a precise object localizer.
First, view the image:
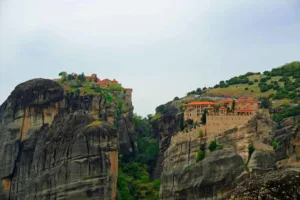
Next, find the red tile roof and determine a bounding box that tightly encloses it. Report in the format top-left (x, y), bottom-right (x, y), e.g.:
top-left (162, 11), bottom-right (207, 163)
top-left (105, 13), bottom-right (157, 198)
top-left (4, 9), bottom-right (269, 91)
top-left (224, 99), bottom-right (233, 103)
top-left (220, 106), bottom-right (227, 110)
top-left (184, 101), bottom-right (216, 106)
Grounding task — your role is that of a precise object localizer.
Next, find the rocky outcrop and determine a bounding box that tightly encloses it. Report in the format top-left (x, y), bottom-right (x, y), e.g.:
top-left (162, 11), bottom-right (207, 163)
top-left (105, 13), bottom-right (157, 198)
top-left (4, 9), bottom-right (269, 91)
top-left (273, 116), bottom-right (300, 168)
top-left (160, 148), bottom-right (246, 200)
top-left (0, 78), bottom-right (134, 200)
top-left (248, 150), bottom-right (276, 174)
top-left (150, 113), bottom-right (184, 179)
top-left (226, 169), bottom-right (300, 200)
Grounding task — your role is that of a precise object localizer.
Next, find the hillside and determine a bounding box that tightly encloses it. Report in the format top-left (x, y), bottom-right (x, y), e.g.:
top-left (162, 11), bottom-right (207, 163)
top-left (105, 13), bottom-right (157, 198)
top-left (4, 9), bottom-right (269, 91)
top-left (151, 61), bottom-right (300, 119)
top-left (188, 61), bottom-right (300, 101)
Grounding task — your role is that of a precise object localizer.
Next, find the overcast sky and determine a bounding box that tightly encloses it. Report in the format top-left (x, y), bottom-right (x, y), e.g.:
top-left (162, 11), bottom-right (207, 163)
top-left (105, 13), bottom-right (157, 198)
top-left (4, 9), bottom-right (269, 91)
top-left (0, 0), bottom-right (300, 116)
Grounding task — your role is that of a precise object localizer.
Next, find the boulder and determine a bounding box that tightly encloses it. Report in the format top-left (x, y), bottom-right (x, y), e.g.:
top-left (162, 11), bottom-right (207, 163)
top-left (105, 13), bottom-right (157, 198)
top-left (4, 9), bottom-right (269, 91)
top-left (248, 150), bottom-right (276, 174)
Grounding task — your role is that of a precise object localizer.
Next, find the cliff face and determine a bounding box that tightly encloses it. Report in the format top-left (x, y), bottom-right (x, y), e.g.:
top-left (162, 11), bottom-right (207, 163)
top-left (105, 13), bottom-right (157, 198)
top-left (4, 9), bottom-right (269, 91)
top-left (160, 148), bottom-right (246, 200)
top-left (159, 113), bottom-right (282, 200)
top-left (150, 113), bottom-right (183, 179)
top-left (226, 169), bottom-right (300, 199)
top-left (274, 116), bottom-right (300, 168)
top-left (0, 79), bottom-right (134, 200)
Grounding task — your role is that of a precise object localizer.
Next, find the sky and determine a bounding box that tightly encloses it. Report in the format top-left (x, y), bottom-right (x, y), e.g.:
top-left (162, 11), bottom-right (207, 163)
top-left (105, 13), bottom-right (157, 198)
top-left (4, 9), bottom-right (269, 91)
top-left (0, 0), bottom-right (300, 116)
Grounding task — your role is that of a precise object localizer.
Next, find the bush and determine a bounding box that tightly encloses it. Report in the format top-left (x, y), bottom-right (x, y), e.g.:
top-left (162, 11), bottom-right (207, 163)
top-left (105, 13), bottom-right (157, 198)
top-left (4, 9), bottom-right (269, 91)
top-left (259, 97), bottom-right (270, 109)
top-left (208, 140), bottom-right (217, 152)
top-left (273, 106), bottom-right (300, 122)
top-left (272, 140), bottom-right (280, 150)
top-left (248, 81), bottom-right (254, 85)
top-left (248, 144), bottom-right (255, 161)
top-left (245, 87), bottom-right (249, 90)
top-left (260, 77), bottom-right (268, 82)
top-left (174, 96), bottom-right (180, 101)
top-left (254, 79), bottom-right (259, 82)
top-left (156, 104), bottom-right (167, 114)
top-left (199, 130), bottom-right (204, 138)
top-left (109, 83), bottom-right (123, 91)
top-left (196, 150), bottom-right (205, 162)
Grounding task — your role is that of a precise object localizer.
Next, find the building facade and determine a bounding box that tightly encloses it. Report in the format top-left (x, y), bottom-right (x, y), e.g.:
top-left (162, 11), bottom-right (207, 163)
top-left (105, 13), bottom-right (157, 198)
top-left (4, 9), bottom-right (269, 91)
top-left (183, 96), bottom-right (259, 123)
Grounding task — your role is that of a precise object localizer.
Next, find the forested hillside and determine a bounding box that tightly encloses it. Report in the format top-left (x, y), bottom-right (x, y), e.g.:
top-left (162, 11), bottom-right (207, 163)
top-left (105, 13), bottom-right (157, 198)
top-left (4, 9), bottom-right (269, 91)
top-left (187, 61), bottom-right (300, 100)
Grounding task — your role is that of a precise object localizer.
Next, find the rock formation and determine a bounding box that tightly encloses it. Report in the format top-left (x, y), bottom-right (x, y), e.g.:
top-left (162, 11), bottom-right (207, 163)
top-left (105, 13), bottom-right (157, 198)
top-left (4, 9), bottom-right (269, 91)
top-left (159, 111), bottom-right (300, 199)
top-left (160, 148), bottom-right (246, 200)
top-left (273, 116), bottom-right (300, 168)
top-left (226, 169), bottom-right (300, 200)
top-left (150, 113), bottom-right (183, 179)
top-left (0, 79), bottom-right (134, 200)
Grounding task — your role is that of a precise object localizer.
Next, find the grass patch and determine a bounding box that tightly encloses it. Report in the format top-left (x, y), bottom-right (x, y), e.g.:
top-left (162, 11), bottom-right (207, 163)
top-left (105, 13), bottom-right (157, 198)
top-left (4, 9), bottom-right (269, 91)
top-left (151, 113), bottom-right (163, 120)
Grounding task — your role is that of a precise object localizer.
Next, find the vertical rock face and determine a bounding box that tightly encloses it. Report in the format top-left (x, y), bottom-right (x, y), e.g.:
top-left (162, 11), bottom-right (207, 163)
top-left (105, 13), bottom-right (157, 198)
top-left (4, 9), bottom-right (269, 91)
top-left (274, 116), bottom-right (300, 167)
top-left (150, 113), bottom-right (183, 179)
top-left (248, 150), bottom-right (276, 174)
top-left (160, 149), bottom-right (246, 200)
top-left (0, 79), bottom-right (134, 200)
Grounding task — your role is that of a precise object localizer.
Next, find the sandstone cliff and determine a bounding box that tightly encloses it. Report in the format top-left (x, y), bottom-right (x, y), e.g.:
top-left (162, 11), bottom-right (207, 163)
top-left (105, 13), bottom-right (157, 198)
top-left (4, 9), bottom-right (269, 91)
top-left (0, 78), bottom-right (134, 200)
top-left (160, 148), bottom-right (247, 200)
top-left (226, 168), bottom-right (300, 199)
top-left (159, 113), bottom-right (300, 199)
top-left (274, 116), bottom-right (300, 168)
top-left (150, 113), bottom-right (183, 179)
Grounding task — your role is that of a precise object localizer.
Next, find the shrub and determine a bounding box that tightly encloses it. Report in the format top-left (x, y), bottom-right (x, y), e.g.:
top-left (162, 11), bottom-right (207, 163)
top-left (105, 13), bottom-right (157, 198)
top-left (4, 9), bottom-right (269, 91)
top-left (248, 81), bottom-right (254, 85)
top-left (156, 104), bottom-right (167, 114)
top-left (254, 79), bottom-right (259, 82)
top-left (109, 83), bottom-right (123, 91)
top-left (196, 150), bottom-right (205, 162)
top-left (199, 130), bottom-right (204, 138)
top-left (272, 140), bottom-right (280, 150)
top-left (260, 77), bottom-right (268, 82)
top-left (209, 140), bottom-right (217, 152)
top-left (245, 87), bottom-right (249, 90)
top-left (248, 144), bottom-right (255, 161)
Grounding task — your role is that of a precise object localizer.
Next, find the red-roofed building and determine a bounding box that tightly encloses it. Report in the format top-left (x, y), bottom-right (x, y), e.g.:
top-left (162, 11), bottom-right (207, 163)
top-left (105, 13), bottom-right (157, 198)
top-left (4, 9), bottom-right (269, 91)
top-left (183, 101), bottom-right (216, 122)
top-left (84, 74), bottom-right (121, 88)
top-left (235, 96), bottom-right (259, 115)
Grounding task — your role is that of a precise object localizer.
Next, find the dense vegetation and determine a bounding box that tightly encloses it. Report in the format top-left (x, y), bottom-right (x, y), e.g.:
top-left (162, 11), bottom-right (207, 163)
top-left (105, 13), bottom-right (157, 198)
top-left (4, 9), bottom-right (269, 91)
top-left (117, 115), bottom-right (160, 200)
top-left (186, 61), bottom-right (300, 101)
top-left (273, 105), bottom-right (300, 122)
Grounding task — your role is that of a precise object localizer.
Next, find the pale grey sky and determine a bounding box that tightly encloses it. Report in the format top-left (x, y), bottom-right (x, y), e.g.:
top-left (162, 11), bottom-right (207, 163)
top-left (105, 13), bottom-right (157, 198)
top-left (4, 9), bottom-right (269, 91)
top-left (1, 0), bottom-right (300, 116)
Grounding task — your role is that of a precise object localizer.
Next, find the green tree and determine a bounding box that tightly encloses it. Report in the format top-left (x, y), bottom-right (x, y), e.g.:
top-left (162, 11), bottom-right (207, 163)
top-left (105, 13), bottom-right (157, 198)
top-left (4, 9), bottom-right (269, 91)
top-left (209, 140), bottom-right (217, 152)
top-left (272, 140), bottom-right (280, 150)
top-left (174, 96), bottom-right (180, 101)
top-left (248, 144), bottom-right (255, 162)
top-left (196, 150), bottom-right (205, 162)
top-left (67, 74), bottom-right (75, 80)
top-left (201, 108), bottom-right (208, 124)
top-left (59, 71), bottom-right (67, 77)
top-left (77, 72), bottom-right (86, 83)
top-left (156, 104), bottom-right (167, 114)
top-left (260, 97), bottom-right (270, 109)
top-left (231, 100), bottom-right (236, 113)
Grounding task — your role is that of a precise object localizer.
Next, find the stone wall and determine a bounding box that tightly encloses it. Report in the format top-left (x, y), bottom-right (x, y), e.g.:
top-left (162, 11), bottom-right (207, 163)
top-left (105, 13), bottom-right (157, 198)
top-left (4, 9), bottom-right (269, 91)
top-left (201, 115), bottom-right (252, 137)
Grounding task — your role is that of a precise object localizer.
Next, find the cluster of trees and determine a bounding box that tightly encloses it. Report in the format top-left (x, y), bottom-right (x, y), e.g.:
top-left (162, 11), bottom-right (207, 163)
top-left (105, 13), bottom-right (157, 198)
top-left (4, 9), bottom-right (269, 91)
top-left (187, 87), bottom-right (206, 96)
top-left (213, 73), bottom-right (260, 89)
top-left (273, 105), bottom-right (300, 122)
top-left (117, 115), bottom-right (160, 200)
top-left (196, 140), bottom-right (222, 162)
top-left (263, 61), bottom-right (300, 77)
top-left (59, 71), bottom-right (86, 83)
